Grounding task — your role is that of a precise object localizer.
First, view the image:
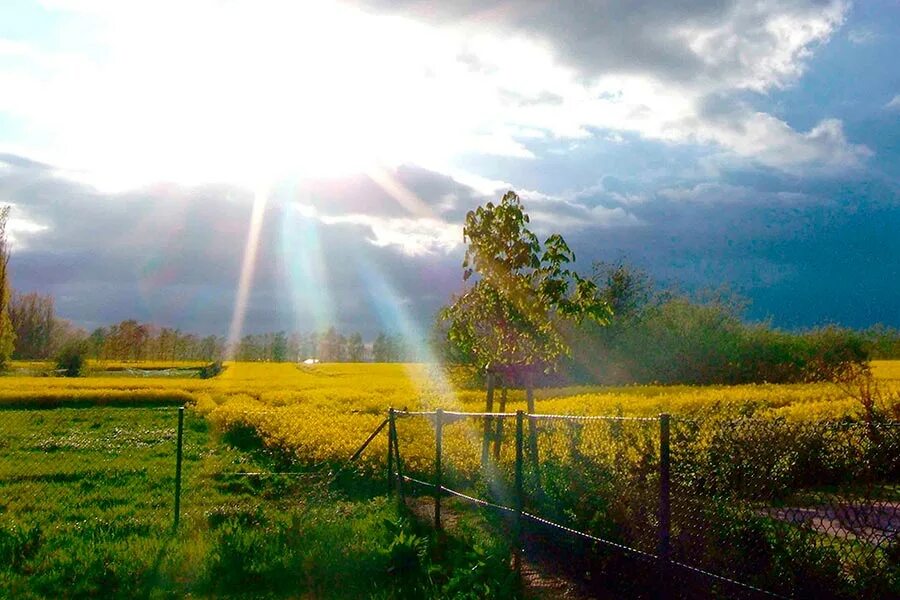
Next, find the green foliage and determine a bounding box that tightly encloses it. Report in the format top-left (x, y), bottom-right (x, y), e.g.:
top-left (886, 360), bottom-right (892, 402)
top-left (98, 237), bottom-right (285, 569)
top-left (862, 324), bottom-right (900, 359)
top-left (0, 405), bottom-right (520, 599)
top-left (9, 291), bottom-right (55, 359)
top-left (696, 507), bottom-right (851, 597)
top-left (198, 360), bottom-right (224, 379)
top-left (348, 332), bottom-right (365, 362)
top-left (272, 331), bottom-right (288, 361)
top-left (373, 331), bottom-right (411, 362)
top-left (55, 339), bottom-right (88, 377)
top-left (441, 190), bottom-right (611, 375)
top-left (0, 522), bottom-right (42, 571)
top-left (565, 262), bottom-right (870, 385)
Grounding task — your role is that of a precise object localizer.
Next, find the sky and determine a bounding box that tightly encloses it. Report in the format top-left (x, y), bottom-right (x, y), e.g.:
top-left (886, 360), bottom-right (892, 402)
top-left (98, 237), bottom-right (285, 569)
top-left (1, 0), bottom-right (899, 339)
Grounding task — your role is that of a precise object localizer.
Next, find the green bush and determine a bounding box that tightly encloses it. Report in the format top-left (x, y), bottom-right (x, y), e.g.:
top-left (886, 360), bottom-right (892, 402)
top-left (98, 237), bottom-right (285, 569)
top-left (199, 360), bottom-right (224, 379)
top-left (565, 297), bottom-right (869, 386)
top-left (55, 340), bottom-right (88, 377)
top-left (0, 522), bottom-right (42, 571)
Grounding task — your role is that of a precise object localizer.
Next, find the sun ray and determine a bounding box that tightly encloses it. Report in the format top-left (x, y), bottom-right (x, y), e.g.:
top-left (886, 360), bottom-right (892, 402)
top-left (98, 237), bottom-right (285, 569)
top-left (366, 165), bottom-right (435, 219)
top-left (281, 199), bottom-right (334, 338)
top-left (226, 185), bottom-right (269, 359)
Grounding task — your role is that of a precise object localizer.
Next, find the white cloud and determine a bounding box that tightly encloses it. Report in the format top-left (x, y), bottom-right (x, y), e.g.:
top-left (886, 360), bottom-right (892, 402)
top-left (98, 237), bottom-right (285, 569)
top-left (0, 0), bottom-right (865, 189)
top-left (3, 204), bottom-right (50, 249)
top-left (658, 183), bottom-right (810, 205)
top-left (318, 213), bottom-right (461, 255)
top-left (847, 28), bottom-right (879, 45)
top-left (886, 95), bottom-right (900, 110)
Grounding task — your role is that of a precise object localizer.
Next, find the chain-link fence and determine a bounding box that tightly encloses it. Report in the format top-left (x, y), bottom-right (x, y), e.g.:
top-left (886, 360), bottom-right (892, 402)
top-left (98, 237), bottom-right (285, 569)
top-left (389, 409), bottom-right (900, 599)
top-left (0, 406), bottom-right (183, 536)
top-left (0, 406), bottom-right (356, 552)
top-left (6, 405), bottom-right (897, 597)
top-left (0, 405), bottom-right (396, 597)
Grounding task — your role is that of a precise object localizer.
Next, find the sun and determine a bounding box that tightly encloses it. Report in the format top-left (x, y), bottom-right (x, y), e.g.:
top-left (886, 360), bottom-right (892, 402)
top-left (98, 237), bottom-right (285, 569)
top-left (40, 1), bottom-right (473, 190)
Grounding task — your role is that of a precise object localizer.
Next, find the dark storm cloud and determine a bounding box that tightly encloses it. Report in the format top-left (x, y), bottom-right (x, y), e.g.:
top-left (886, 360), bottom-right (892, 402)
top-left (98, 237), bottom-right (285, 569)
top-left (565, 174), bottom-right (900, 328)
top-left (4, 151), bottom-right (899, 335)
top-left (2, 155), bottom-right (472, 336)
top-left (292, 165), bottom-right (485, 219)
top-left (348, 0), bottom-right (844, 88)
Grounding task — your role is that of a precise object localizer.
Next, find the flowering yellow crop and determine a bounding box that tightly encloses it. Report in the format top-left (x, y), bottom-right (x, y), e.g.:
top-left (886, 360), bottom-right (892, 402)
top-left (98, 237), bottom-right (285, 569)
top-left (2, 361), bottom-right (897, 476)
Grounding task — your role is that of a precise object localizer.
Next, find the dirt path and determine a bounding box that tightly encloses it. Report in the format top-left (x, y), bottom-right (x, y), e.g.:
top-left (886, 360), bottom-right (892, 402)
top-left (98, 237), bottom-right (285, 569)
top-left (405, 497), bottom-right (598, 599)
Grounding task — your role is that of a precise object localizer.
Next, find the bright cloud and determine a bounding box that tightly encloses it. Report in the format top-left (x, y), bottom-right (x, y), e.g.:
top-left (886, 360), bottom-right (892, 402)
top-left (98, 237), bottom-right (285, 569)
top-left (0, 0), bottom-right (868, 193)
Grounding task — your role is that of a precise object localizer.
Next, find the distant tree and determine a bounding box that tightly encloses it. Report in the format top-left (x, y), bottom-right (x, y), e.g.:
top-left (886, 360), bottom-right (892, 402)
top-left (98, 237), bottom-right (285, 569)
top-left (301, 332), bottom-right (318, 360)
top-left (87, 327), bottom-right (108, 360)
top-left (272, 331), bottom-right (288, 362)
top-left (48, 319), bottom-right (86, 358)
top-left (348, 332), bottom-right (365, 362)
top-left (56, 339), bottom-right (88, 377)
top-left (0, 207), bottom-right (14, 368)
top-left (594, 261), bottom-right (656, 322)
top-left (318, 327), bottom-right (342, 362)
top-left (10, 291), bottom-right (55, 359)
top-left (200, 335), bottom-right (222, 361)
top-left (238, 334), bottom-right (262, 361)
top-left (373, 332), bottom-right (391, 362)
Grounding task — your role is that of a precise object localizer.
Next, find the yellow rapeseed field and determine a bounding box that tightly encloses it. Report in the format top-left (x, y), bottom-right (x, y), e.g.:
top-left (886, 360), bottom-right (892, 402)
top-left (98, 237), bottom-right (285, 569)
top-left (3, 360), bottom-right (897, 475)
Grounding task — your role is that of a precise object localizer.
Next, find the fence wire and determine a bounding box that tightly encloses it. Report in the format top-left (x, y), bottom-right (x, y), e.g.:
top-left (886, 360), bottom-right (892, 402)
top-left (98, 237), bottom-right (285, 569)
top-left (0, 407), bottom-right (180, 537)
top-left (391, 409), bottom-right (900, 599)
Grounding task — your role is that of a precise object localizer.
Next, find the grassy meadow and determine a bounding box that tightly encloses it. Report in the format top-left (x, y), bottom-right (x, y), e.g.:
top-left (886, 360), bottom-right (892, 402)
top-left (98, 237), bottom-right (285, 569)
top-left (0, 402), bottom-right (515, 598)
top-left (1, 360), bottom-right (898, 597)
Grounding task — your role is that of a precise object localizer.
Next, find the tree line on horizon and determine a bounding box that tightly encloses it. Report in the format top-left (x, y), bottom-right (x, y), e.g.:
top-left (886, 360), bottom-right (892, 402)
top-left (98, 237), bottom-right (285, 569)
top-left (1, 202), bottom-right (900, 377)
top-left (4, 291), bottom-right (419, 364)
top-left (431, 191), bottom-right (900, 389)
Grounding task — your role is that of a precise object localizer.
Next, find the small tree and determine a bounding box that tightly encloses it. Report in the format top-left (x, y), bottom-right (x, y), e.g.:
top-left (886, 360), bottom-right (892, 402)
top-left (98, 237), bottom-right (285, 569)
top-left (56, 339), bottom-right (88, 377)
top-left (442, 191), bottom-right (610, 380)
top-left (10, 291), bottom-right (55, 359)
top-left (440, 191), bottom-right (611, 460)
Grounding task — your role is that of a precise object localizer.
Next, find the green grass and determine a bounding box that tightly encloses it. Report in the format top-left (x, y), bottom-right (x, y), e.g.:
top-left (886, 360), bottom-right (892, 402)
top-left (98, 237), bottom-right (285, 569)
top-left (0, 406), bottom-right (517, 599)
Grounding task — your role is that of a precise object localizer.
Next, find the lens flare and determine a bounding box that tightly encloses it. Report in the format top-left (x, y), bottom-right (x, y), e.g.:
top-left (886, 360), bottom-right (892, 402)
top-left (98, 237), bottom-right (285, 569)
top-left (226, 185), bottom-right (269, 358)
top-left (281, 200), bottom-right (334, 336)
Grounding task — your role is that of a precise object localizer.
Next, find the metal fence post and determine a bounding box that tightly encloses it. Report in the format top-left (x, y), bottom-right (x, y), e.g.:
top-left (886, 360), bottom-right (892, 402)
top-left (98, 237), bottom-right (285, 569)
top-left (514, 410), bottom-right (524, 574)
top-left (388, 408), bottom-right (395, 495)
top-left (658, 413), bottom-right (672, 595)
top-left (434, 408), bottom-right (443, 530)
top-left (173, 406), bottom-right (184, 530)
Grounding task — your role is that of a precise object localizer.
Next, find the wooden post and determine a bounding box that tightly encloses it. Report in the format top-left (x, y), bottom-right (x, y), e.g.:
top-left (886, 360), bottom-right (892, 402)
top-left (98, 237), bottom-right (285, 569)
top-left (173, 406), bottom-right (184, 530)
top-left (387, 408), bottom-right (395, 494)
top-left (434, 409), bottom-right (444, 530)
top-left (394, 423), bottom-right (405, 503)
top-left (493, 386), bottom-right (507, 461)
top-left (525, 371), bottom-right (539, 490)
top-left (514, 410), bottom-right (525, 574)
top-left (481, 372), bottom-right (495, 467)
top-left (658, 413), bottom-right (672, 597)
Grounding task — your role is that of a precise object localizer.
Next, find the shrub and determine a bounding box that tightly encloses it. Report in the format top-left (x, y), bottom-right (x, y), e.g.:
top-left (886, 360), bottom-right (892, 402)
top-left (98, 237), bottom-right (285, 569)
top-left (0, 522), bottom-right (41, 571)
top-left (55, 340), bottom-right (88, 377)
top-left (199, 360), bottom-right (224, 379)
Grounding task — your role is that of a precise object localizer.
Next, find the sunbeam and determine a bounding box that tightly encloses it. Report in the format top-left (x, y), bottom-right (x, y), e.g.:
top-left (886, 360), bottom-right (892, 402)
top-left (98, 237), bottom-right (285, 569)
top-left (282, 200), bottom-right (334, 337)
top-left (366, 165), bottom-right (435, 219)
top-left (226, 185), bottom-right (269, 359)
